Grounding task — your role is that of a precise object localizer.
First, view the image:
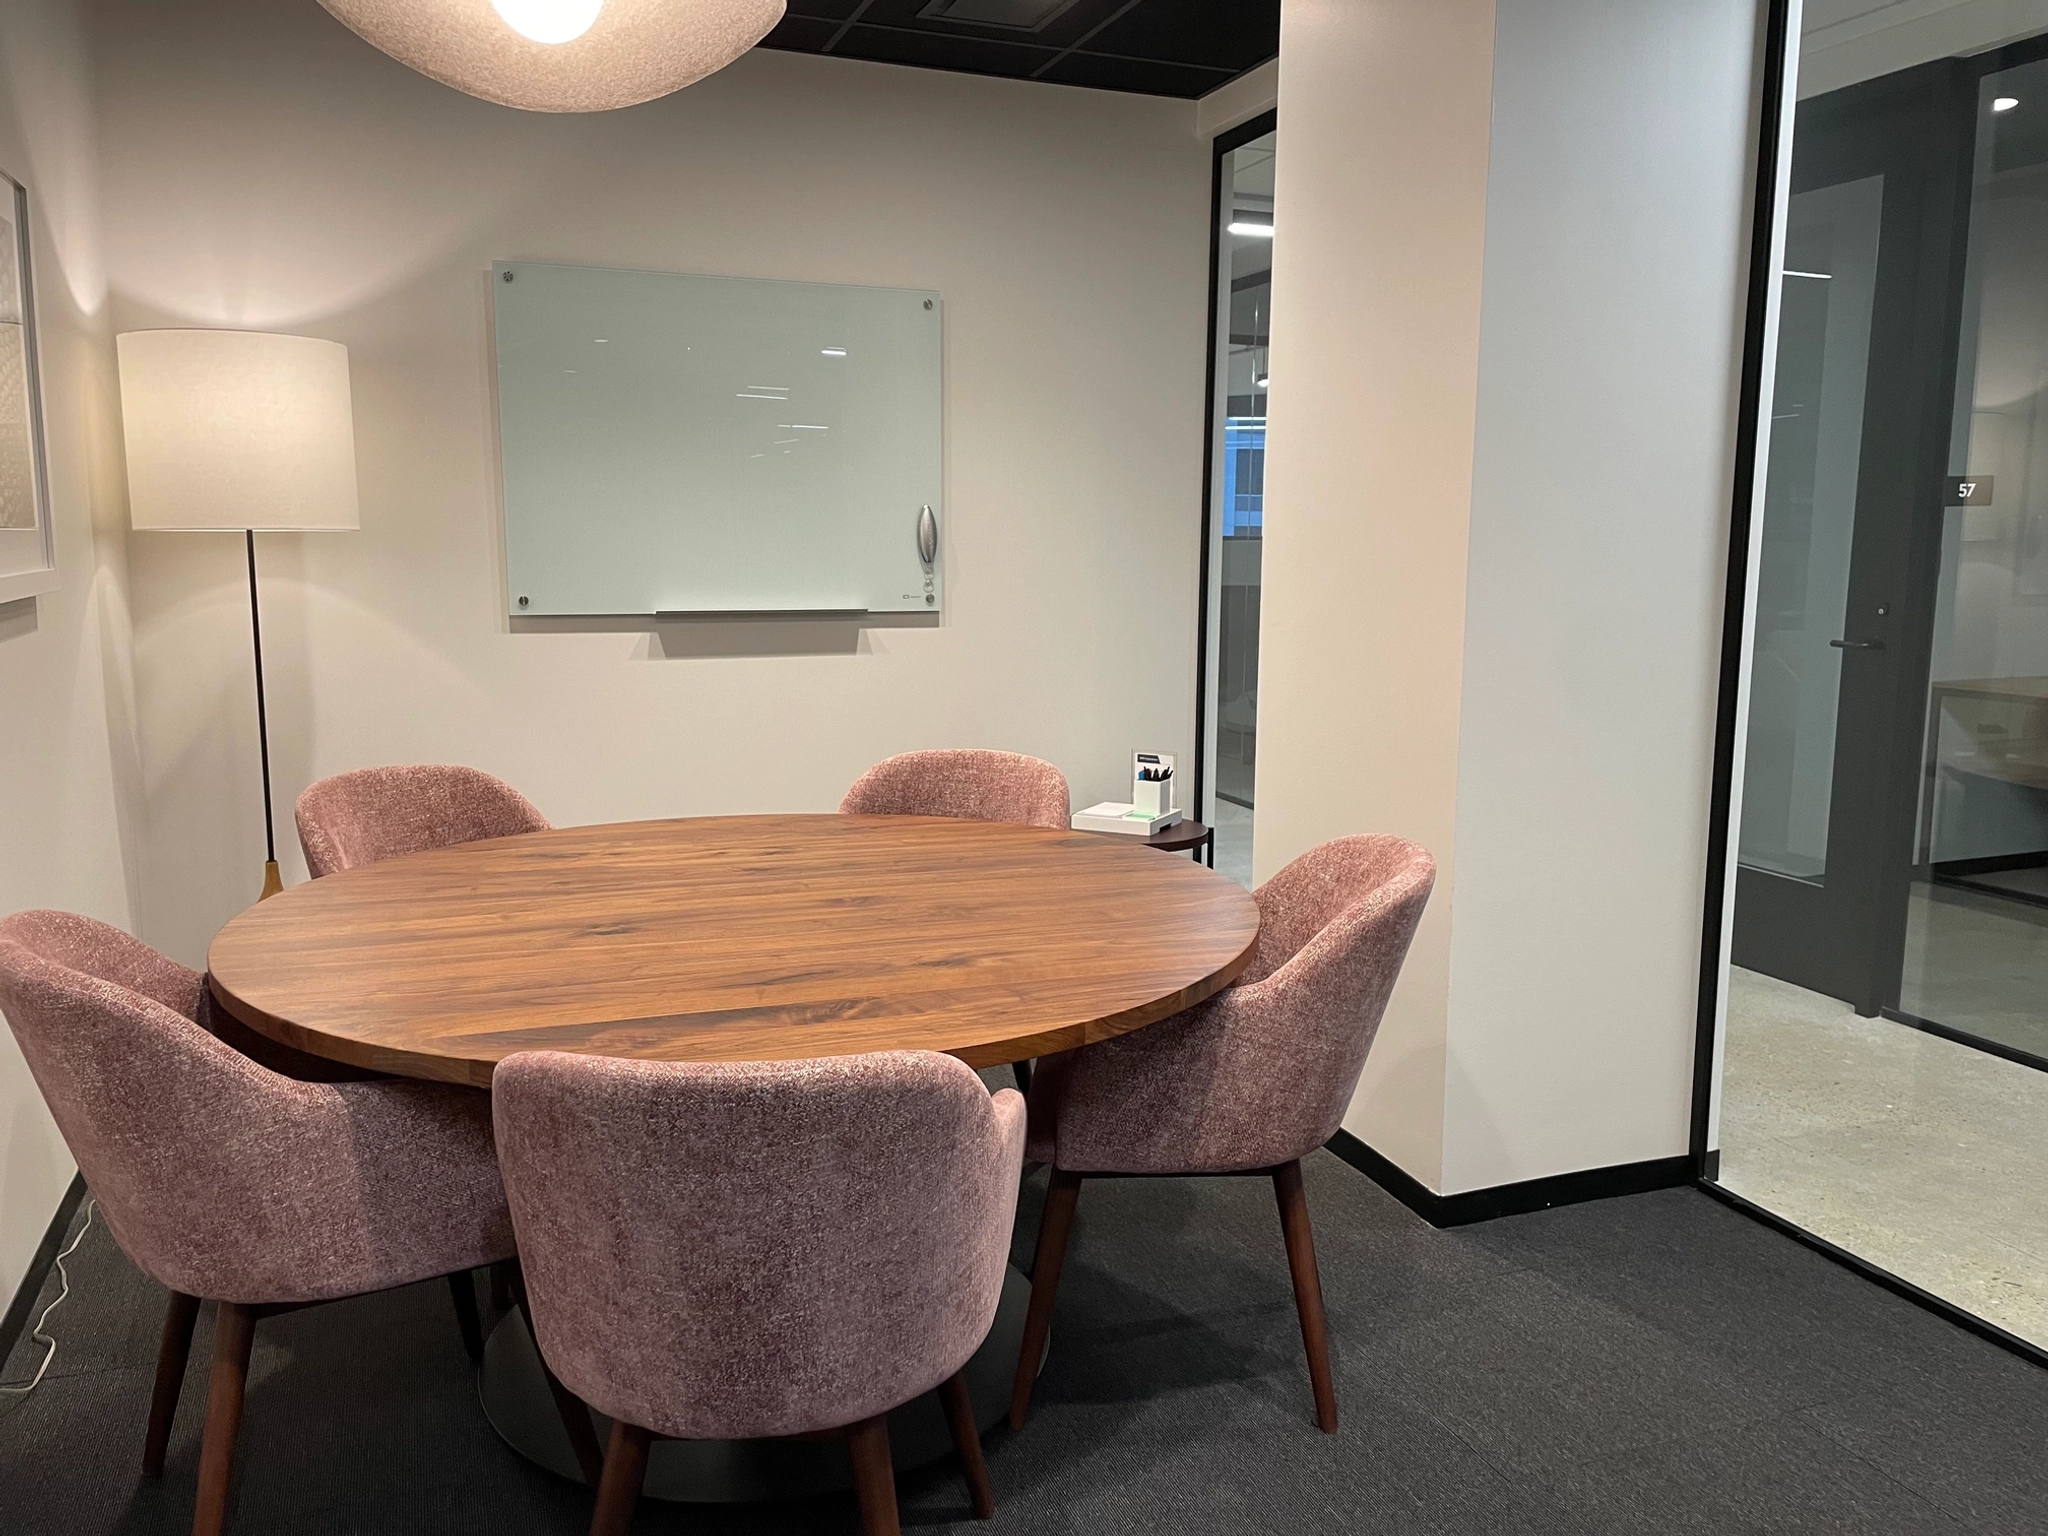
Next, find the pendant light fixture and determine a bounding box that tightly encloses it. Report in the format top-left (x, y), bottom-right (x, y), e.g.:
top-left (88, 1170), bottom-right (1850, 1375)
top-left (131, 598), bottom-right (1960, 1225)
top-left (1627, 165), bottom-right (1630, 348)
top-left (318, 0), bottom-right (786, 113)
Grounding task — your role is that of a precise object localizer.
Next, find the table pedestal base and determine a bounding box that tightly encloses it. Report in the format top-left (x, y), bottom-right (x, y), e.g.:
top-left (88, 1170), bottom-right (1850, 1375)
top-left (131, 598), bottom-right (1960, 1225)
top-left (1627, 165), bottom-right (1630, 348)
top-left (478, 1265), bottom-right (1033, 1503)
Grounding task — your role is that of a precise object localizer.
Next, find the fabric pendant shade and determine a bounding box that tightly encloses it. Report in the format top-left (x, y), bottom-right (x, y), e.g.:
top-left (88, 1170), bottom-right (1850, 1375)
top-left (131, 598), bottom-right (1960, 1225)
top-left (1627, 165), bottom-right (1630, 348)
top-left (318, 0), bottom-right (787, 114)
top-left (119, 330), bottom-right (360, 532)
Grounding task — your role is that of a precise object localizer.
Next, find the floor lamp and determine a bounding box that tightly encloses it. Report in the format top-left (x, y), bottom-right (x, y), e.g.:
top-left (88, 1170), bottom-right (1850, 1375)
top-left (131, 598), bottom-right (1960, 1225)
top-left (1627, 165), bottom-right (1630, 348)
top-left (118, 329), bottom-right (360, 901)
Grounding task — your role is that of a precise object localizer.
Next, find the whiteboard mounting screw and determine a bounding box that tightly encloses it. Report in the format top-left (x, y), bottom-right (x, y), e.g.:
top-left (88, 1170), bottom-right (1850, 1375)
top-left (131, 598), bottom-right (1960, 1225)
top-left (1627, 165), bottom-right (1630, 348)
top-left (518, 595), bottom-right (529, 607)
top-left (503, 270), bottom-right (515, 282)
top-left (923, 299), bottom-right (933, 310)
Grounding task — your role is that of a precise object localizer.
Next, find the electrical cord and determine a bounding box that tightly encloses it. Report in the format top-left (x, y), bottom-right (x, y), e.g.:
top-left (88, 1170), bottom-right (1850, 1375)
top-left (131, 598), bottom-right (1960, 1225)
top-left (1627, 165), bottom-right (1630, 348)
top-left (0, 1199), bottom-right (96, 1408)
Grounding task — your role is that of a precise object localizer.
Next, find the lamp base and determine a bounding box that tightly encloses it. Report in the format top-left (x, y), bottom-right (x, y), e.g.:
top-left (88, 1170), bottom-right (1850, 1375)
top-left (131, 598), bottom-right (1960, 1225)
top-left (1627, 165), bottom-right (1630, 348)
top-left (259, 860), bottom-right (283, 901)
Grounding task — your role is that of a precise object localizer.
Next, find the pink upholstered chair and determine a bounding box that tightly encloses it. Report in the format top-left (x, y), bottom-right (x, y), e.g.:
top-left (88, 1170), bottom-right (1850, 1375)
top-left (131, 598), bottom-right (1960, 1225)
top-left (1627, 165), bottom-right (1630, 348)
top-left (295, 763), bottom-right (549, 878)
top-left (0, 911), bottom-right (519, 1536)
top-left (1008, 835), bottom-right (1435, 1435)
top-left (839, 749), bottom-right (1070, 831)
top-left (494, 1050), bottom-right (1027, 1536)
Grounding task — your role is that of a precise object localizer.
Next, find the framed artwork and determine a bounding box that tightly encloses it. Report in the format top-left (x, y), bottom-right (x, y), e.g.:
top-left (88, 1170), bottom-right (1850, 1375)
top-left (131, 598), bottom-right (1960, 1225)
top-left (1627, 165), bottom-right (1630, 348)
top-left (0, 167), bottom-right (54, 603)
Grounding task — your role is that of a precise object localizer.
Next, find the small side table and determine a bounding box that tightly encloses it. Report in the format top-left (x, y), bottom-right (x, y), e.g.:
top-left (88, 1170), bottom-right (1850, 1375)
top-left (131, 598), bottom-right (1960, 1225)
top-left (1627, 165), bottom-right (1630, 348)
top-left (1080, 818), bottom-right (1215, 867)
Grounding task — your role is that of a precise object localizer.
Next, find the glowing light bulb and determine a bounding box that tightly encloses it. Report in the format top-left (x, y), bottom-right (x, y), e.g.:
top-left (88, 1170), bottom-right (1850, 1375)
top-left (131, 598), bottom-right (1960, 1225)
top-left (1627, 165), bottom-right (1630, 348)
top-left (1994, 96), bottom-right (2020, 113)
top-left (492, 0), bottom-right (603, 44)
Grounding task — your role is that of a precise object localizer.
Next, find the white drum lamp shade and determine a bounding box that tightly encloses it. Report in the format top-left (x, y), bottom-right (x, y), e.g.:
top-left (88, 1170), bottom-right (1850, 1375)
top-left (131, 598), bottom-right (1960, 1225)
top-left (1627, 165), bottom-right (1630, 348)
top-left (317, 0), bottom-right (787, 114)
top-left (118, 330), bottom-right (360, 532)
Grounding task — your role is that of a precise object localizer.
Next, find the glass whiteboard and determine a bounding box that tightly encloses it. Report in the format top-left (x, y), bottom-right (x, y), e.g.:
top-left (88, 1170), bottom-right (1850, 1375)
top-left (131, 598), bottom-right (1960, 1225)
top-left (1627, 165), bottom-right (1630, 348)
top-left (493, 261), bottom-right (942, 616)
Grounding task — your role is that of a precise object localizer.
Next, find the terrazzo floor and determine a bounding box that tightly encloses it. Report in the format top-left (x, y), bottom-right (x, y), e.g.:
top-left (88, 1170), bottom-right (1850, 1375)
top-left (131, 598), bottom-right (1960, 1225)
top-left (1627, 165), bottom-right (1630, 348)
top-left (1718, 964), bottom-right (2048, 1348)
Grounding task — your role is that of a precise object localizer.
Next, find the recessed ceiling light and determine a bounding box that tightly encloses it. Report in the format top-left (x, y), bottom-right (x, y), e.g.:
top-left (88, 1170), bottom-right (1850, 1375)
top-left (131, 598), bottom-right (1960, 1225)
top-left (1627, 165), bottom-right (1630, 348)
top-left (920, 0), bottom-right (1082, 31)
top-left (1229, 221), bottom-right (1275, 238)
top-left (821, 348), bottom-right (847, 357)
top-left (1255, 376), bottom-right (1269, 389)
top-left (1995, 96), bottom-right (2020, 112)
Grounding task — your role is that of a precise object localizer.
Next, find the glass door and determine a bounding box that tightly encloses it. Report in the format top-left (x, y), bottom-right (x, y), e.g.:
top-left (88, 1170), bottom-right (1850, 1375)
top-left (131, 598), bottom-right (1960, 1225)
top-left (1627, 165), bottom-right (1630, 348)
top-left (1711, 29), bottom-right (2048, 1353)
top-left (1731, 62), bottom-right (1974, 1014)
top-left (1900, 53), bottom-right (2048, 1068)
top-left (1199, 118), bottom-right (1274, 888)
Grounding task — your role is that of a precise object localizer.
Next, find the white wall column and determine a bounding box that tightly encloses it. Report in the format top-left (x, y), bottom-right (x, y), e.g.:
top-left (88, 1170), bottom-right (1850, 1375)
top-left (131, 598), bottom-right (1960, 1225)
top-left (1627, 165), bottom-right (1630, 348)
top-left (1259, 0), bottom-right (1766, 1195)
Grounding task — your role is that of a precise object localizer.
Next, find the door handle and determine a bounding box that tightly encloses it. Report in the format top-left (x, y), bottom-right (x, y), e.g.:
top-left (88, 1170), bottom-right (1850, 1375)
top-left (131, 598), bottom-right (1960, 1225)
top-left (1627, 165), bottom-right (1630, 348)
top-left (1829, 638), bottom-right (1885, 651)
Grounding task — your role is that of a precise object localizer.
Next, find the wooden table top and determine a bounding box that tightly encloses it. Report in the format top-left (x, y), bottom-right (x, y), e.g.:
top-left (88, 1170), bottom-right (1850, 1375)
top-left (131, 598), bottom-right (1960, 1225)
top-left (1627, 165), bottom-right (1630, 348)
top-left (207, 815), bottom-right (1261, 1087)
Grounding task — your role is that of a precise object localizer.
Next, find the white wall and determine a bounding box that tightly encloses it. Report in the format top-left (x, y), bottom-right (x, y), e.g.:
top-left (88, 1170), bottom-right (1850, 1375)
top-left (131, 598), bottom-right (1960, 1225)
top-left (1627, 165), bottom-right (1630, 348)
top-left (0, 0), bottom-right (139, 1305)
top-left (89, 0), bottom-right (1213, 967)
top-left (1256, 0), bottom-right (1499, 1190)
top-left (1442, 0), bottom-right (1758, 1192)
top-left (1260, 0), bottom-right (1763, 1195)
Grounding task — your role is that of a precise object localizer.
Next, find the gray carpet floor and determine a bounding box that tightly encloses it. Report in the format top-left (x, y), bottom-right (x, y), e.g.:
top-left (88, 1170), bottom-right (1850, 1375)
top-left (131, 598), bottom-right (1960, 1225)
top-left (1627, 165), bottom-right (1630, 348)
top-left (2, 1151), bottom-right (2045, 1534)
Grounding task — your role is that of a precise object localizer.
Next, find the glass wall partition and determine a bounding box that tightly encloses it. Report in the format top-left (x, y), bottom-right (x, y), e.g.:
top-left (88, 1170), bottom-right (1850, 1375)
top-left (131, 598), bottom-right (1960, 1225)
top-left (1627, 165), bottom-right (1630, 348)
top-left (1199, 117), bottom-right (1274, 887)
top-left (1709, 14), bottom-right (2048, 1355)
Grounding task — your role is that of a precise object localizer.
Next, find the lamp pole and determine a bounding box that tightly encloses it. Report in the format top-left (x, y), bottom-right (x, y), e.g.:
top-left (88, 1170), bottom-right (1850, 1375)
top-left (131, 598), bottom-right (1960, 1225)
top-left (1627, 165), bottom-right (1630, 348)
top-left (246, 530), bottom-right (282, 900)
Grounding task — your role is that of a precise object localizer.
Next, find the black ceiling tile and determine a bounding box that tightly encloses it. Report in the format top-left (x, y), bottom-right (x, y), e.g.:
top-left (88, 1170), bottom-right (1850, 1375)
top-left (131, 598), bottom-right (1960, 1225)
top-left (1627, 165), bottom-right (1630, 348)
top-left (783, 0), bottom-right (864, 19)
top-left (757, 15), bottom-right (844, 51)
top-left (1036, 50), bottom-right (1233, 100)
top-left (830, 23), bottom-right (1058, 80)
top-left (1083, 0), bottom-right (1279, 71)
top-left (853, 0), bottom-right (1119, 50)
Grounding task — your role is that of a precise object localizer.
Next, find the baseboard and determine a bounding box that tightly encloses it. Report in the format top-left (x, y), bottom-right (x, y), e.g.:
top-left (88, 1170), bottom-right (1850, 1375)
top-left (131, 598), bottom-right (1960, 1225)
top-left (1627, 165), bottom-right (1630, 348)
top-left (0, 1172), bottom-right (86, 1371)
top-left (1324, 1131), bottom-right (1692, 1228)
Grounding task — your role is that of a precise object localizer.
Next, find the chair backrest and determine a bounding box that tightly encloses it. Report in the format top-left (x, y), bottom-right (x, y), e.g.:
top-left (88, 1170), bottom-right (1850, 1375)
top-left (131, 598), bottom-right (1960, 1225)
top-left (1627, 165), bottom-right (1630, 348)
top-left (1239, 834), bottom-right (1436, 1154)
top-left (1046, 835), bottom-right (1438, 1175)
top-left (839, 749), bottom-right (1070, 830)
top-left (0, 912), bottom-right (304, 1299)
top-left (494, 1050), bottom-right (1027, 1441)
top-left (296, 764), bottom-right (549, 877)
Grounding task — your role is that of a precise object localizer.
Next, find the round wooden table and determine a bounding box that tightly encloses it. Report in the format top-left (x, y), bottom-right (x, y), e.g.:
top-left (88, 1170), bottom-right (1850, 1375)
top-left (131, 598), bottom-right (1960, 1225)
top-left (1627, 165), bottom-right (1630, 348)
top-left (206, 813), bottom-right (1260, 1503)
top-left (210, 814), bottom-right (1257, 1084)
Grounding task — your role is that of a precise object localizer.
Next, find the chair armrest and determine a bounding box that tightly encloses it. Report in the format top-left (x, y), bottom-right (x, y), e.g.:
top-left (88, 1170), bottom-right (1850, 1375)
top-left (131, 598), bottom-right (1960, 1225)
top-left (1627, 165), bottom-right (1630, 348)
top-left (1044, 984), bottom-right (1311, 1174)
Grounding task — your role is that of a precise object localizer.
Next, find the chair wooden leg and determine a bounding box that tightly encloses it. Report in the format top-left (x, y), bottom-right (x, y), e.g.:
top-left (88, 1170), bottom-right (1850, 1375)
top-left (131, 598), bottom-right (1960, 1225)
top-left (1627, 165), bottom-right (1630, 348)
top-left (938, 1369), bottom-right (995, 1519)
top-left (587, 1420), bottom-right (650, 1536)
top-left (191, 1301), bottom-right (256, 1536)
top-left (446, 1271), bottom-right (484, 1364)
top-left (1272, 1159), bottom-right (1338, 1432)
top-left (1009, 1167), bottom-right (1082, 1429)
top-left (144, 1291), bottom-right (201, 1478)
top-left (515, 1288), bottom-right (605, 1486)
top-left (846, 1413), bottom-right (900, 1536)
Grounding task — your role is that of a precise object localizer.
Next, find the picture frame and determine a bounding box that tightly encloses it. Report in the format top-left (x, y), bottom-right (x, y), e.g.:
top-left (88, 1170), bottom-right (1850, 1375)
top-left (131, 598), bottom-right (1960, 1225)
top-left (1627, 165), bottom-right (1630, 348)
top-left (0, 167), bottom-right (55, 604)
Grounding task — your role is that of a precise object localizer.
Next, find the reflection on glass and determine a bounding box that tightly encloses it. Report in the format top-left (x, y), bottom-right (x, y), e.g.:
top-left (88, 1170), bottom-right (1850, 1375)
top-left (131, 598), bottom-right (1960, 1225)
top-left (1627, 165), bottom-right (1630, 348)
top-left (1204, 130), bottom-right (1273, 886)
top-left (1739, 178), bottom-right (1883, 881)
top-left (1717, 37), bottom-right (2048, 1356)
top-left (1904, 58), bottom-right (2048, 1063)
top-left (0, 176), bottom-right (38, 533)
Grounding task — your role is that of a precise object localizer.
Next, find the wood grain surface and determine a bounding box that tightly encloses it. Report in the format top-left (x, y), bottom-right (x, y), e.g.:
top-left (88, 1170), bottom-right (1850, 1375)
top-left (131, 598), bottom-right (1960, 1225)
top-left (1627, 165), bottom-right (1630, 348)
top-left (206, 815), bottom-right (1261, 1087)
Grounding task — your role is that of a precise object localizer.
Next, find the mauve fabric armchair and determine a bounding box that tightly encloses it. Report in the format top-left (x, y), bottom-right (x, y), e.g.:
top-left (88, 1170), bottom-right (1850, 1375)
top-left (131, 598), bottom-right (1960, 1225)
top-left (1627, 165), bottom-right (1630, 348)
top-left (1009, 834), bottom-right (1435, 1434)
top-left (295, 763), bottom-right (549, 878)
top-left (494, 1050), bottom-right (1028, 1536)
top-left (839, 749), bottom-right (1070, 831)
top-left (0, 911), bottom-right (518, 1536)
